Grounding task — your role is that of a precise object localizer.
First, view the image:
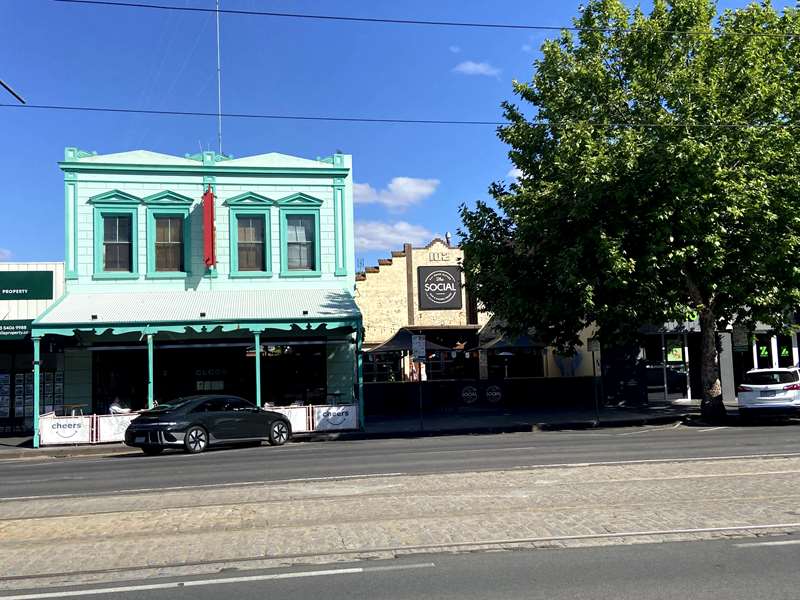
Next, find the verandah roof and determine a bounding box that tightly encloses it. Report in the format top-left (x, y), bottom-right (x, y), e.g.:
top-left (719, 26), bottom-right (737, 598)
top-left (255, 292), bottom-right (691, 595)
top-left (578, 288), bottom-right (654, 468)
top-left (32, 288), bottom-right (361, 336)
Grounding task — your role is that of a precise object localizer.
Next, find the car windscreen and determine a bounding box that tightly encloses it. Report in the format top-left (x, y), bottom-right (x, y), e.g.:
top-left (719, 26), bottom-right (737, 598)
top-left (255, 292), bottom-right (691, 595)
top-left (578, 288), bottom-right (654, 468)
top-left (743, 371), bottom-right (799, 385)
top-left (153, 397), bottom-right (196, 411)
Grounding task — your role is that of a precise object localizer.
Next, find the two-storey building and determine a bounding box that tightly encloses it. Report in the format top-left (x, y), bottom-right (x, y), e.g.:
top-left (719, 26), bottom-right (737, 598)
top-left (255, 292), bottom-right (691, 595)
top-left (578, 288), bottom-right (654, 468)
top-left (31, 148), bottom-right (362, 445)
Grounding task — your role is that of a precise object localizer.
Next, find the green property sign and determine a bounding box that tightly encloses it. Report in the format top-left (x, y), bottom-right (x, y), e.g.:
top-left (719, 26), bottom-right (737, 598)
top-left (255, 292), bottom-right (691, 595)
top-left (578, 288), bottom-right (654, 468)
top-left (0, 272), bottom-right (53, 301)
top-left (0, 320), bottom-right (32, 340)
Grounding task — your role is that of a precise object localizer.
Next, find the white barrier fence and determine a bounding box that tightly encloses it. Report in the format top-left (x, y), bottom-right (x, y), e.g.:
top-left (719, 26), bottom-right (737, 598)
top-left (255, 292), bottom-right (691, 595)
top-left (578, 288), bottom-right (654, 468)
top-left (96, 414), bottom-right (140, 443)
top-left (265, 404), bottom-right (359, 433)
top-left (39, 413), bottom-right (93, 445)
top-left (39, 404), bottom-right (359, 445)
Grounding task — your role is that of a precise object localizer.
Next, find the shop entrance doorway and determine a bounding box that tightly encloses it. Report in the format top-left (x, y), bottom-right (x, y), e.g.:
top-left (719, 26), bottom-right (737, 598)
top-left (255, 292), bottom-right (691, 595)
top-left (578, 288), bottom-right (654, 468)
top-left (262, 341), bottom-right (327, 405)
top-left (93, 349), bottom-right (148, 414)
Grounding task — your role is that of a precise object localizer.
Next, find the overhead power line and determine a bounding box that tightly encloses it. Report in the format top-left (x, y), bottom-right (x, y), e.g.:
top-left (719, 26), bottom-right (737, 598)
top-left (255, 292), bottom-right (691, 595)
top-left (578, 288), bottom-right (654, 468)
top-left (52, 0), bottom-right (800, 38)
top-left (0, 79), bottom-right (26, 104)
top-left (0, 103), bottom-right (506, 125)
top-left (1, 102), bottom-right (796, 129)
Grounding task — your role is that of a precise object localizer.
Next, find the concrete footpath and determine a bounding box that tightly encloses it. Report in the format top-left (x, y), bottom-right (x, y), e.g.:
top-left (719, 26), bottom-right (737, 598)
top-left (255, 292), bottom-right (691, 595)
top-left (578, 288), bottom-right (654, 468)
top-left (0, 405), bottom-right (690, 460)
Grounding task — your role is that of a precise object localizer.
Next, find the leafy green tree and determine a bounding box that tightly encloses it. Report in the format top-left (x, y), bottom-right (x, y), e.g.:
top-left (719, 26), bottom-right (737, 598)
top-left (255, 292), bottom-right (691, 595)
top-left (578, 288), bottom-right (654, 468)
top-left (460, 0), bottom-right (800, 421)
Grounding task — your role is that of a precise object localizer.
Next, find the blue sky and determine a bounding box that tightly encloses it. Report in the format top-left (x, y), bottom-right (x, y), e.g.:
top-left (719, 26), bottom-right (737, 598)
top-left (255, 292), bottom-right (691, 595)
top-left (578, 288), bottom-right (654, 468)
top-left (1, 0), bottom-right (793, 269)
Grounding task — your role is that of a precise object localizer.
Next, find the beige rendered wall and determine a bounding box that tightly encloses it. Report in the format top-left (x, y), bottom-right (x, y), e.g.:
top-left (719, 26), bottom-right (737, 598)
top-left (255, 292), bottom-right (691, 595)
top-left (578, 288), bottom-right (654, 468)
top-left (355, 239), bottom-right (487, 346)
top-left (354, 254), bottom-right (409, 346)
top-left (410, 240), bottom-right (470, 328)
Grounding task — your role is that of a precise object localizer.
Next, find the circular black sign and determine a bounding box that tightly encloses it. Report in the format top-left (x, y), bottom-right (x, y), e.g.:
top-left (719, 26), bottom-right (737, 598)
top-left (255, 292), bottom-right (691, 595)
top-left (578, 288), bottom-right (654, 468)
top-left (486, 385), bottom-right (503, 404)
top-left (424, 270), bottom-right (459, 305)
top-left (461, 385), bottom-right (478, 405)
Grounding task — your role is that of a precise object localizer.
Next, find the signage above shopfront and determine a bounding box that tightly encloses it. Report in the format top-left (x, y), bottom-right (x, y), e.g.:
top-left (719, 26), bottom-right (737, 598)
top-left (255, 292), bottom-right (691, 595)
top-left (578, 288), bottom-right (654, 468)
top-left (418, 266), bottom-right (462, 311)
top-left (0, 320), bottom-right (32, 340)
top-left (0, 271), bottom-right (54, 301)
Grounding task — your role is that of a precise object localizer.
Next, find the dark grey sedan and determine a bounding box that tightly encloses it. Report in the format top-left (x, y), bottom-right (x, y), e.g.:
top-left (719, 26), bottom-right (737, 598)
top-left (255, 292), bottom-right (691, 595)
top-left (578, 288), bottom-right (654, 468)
top-left (124, 395), bottom-right (291, 455)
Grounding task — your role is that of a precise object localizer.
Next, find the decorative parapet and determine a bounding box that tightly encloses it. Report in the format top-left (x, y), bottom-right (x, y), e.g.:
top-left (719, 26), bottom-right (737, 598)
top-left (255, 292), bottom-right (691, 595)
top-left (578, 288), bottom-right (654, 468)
top-left (356, 247), bottom-right (408, 282)
top-left (184, 152), bottom-right (234, 163)
top-left (64, 147), bottom-right (97, 160)
top-left (315, 153), bottom-right (345, 166)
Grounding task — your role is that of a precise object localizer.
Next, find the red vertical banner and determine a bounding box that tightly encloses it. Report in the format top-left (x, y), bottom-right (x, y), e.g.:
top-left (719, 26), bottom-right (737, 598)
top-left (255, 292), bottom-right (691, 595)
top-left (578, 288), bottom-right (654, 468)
top-left (202, 185), bottom-right (216, 269)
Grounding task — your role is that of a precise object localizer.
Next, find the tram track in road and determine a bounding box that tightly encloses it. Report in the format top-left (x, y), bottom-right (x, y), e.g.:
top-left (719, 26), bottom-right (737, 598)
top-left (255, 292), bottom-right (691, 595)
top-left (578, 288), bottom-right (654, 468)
top-left (2, 426), bottom-right (800, 500)
top-left (3, 459), bottom-right (800, 522)
top-left (3, 447), bottom-right (800, 503)
top-left (2, 523), bottom-right (800, 589)
top-left (5, 491), bottom-right (800, 544)
top-left (3, 450), bottom-right (800, 590)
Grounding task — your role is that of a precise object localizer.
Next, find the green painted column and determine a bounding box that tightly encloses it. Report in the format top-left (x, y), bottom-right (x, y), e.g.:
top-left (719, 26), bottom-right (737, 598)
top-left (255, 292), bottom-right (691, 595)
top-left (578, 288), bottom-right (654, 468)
top-left (32, 337), bottom-right (41, 448)
top-left (356, 323), bottom-right (364, 430)
top-left (147, 334), bottom-right (154, 408)
top-left (333, 179), bottom-right (346, 276)
top-left (254, 332), bottom-right (262, 407)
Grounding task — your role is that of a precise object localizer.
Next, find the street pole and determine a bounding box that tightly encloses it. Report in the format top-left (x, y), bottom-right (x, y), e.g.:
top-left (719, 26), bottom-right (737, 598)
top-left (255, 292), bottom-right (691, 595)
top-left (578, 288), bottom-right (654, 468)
top-left (417, 358), bottom-right (424, 433)
top-left (411, 335), bottom-right (426, 433)
top-left (592, 349), bottom-right (600, 425)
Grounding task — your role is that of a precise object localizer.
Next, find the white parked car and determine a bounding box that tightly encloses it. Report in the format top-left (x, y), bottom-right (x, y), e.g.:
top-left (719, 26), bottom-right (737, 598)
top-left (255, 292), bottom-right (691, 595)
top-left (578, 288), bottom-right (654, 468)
top-left (737, 367), bottom-right (800, 418)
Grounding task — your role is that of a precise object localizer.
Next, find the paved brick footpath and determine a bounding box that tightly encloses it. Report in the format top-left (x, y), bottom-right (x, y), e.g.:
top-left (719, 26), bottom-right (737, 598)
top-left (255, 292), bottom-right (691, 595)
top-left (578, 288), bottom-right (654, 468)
top-left (2, 456), bottom-right (800, 590)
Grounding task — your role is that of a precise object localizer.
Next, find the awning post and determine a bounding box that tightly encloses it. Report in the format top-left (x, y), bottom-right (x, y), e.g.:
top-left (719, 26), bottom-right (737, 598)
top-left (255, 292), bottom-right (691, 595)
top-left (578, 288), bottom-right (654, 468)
top-left (357, 323), bottom-right (364, 431)
top-left (33, 336), bottom-right (41, 448)
top-left (147, 334), bottom-right (154, 409)
top-left (254, 332), bottom-right (262, 407)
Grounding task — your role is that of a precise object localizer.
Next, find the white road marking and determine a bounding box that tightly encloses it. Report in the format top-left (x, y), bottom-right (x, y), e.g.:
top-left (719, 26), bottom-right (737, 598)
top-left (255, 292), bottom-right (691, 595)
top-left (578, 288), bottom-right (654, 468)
top-left (616, 426), bottom-right (676, 436)
top-left (0, 563), bottom-right (436, 599)
top-left (734, 539), bottom-right (800, 548)
top-left (696, 427), bottom-right (728, 433)
top-left (504, 452), bottom-right (800, 472)
top-left (345, 523), bottom-right (800, 556)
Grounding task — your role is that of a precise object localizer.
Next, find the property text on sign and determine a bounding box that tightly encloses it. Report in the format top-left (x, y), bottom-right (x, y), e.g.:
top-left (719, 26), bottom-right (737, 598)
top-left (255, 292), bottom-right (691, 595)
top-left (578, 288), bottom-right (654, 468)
top-left (0, 272), bottom-right (54, 301)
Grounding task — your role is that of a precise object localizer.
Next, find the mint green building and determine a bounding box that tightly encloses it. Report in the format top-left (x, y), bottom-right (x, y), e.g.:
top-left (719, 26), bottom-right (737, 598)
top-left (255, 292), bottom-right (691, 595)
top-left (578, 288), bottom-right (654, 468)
top-left (32, 148), bottom-right (362, 446)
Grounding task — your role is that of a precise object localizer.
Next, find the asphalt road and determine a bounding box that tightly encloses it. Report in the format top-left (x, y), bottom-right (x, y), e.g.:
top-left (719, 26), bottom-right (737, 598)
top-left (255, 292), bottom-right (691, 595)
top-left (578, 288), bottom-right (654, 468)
top-left (3, 536), bottom-right (799, 600)
top-left (1, 422), bottom-right (798, 499)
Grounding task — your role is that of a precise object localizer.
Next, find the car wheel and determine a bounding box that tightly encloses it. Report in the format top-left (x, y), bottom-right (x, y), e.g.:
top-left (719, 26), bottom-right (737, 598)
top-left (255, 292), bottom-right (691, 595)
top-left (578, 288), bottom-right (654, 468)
top-left (141, 446), bottom-right (163, 456)
top-left (184, 426), bottom-right (208, 454)
top-left (268, 420), bottom-right (290, 446)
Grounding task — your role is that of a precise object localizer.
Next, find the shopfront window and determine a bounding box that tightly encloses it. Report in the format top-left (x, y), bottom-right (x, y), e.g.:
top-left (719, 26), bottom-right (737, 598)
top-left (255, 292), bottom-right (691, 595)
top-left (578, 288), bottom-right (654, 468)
top-left (237, 216), bottom-right (265, 271)
top-left (643, 334), bottom-right (689, 402)
top-left (155, 217), bottom-right (184, 272)
top-left (103, 215), bottom-right (132, 272)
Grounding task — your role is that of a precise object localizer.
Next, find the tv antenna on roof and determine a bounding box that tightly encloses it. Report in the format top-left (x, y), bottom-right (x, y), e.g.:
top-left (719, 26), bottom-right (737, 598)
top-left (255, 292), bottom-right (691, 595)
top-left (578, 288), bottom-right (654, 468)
top-left (215, 0), bottom-right (223, 156)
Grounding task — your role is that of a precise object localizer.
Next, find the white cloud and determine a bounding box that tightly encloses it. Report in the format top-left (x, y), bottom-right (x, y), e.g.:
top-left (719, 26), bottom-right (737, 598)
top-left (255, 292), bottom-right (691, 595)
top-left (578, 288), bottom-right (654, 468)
top-left (507, 167), bottom-right (523, 181)
top-left (354, 177), bottom-right (440, 212)
top-left (449, 45), bottom-right (461, 53)
top-left (0, 248), bottom-right (11, 260)
top-left (521, 43), bottom-right (533, 53)
top-left (355, 221), bottom-right (434, 251)
top-left (452, 60), bottom-right (501, 78)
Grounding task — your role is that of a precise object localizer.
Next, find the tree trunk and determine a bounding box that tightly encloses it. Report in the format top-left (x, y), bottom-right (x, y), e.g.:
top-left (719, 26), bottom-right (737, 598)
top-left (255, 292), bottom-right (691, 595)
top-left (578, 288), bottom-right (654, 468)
top-left (699, 309), bottom-right (727, 423)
